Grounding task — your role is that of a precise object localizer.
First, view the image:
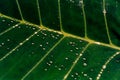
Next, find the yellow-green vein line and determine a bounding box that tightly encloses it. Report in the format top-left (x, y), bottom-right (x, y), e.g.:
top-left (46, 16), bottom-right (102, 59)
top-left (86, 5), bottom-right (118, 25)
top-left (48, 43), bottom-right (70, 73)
top-left (63, 43), bottom-right (91, 80)
top-left (103, 0), bottom-right (112, 45)
top-left (16, 0), bottom-right (24, 21)
top-left (0, 23), bottom-right (21, 36)
top-left (1, 13), bottom-right (120, 50)
top-left (36, 0), bottom-right (43, 26)
top-left (0, 29), bottom-right (41, 62)
top-left (21, 36), bottom-right (65, 80)
top-left (81, 0), bottom-right (88, 38)
top-left (96, 52), bottom-right (120, 80)
top-left (58, 0), bottom-right (64, 32)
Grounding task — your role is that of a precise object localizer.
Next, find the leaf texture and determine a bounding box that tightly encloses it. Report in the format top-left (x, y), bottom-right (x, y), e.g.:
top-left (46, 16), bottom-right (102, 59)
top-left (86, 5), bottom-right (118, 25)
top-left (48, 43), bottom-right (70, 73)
top-left (0, 0), bottom-right (120, 80)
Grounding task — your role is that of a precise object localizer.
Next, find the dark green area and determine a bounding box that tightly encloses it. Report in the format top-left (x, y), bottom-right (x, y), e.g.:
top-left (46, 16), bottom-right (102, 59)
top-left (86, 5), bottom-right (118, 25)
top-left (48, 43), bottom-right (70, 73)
top-left (0, 16), bottom-right (19, 33)
top-left (0, 29), bottom-right (63, 80)
top-left (25, 37), bottom-right (88, 80)
top-left (38, 0), bottom-right (60, 30)
top-left (0, 23), bottom-right (38, 58)
top-left (18, 0), bottom-right (40, 25)
top-left (0, 0), bottom-right (21, 19)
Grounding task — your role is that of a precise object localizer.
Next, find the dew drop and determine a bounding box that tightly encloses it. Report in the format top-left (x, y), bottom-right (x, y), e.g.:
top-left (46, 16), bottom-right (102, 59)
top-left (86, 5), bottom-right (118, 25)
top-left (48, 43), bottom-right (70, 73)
top-left (76, 53), bottom-right (79, 56)
top-left (71, 74), bottom-right (74, 77)
top-left (19, 43), bottom-right (23, 45)
top-left (103, 9), bottom-right (106, 14)
top-left (31, 43), bottom-right (35, 45)
top-left (35, 31), bottom-right (38, 34)
top-left (65, 57), bottom-right (69, 60)
top-left (49, 61), bottom-right (53, 64)
top-left (44, 68), bottom-right (47, 71)
top-left (83, 63), bottom-right (87, 66)
top-left (79, 0), bottom-right (83, 4)
top-left (1, 43), bottom-right (4, 45)
top-left (84, 74), bottom-right (87, 76)
top-left (46, 42), bottom-right (49, 44)
top-left (75, 72), bottom-right (78, 75)
top-left (7, 39), bottom-right (10, 41)
top-left (89, 77), bottom-right (92, 80)
top-left (32, 28), bottom-right (36, 30)
top-left (75, 47), bottom-right (79, 50)
top-left (58, 68), bottom-right (61, 71)
top-left (70, 49), bottom-right (73, 52)
top-left (16, 49), bottom-right (19, 51)
top-left (43, 48), bottom-right (46, 50)
top-left (39, 44), bottom-right (42, 47)
top-left (18, 26), bottom-right (21, 28)
top-left (26, 38), bottom-right (29, 41)
top-left (80, 54), bottom-right (82, 56)
top-left (2, 19), bottom-right (5, 22)
top-left (103, 65), bottom-right (106, 69)
top-left (10, 20), bottom-right (14, 23)
top-left (83, 58), bottom-right (86, 60)
top-left (7, 48), bottom-right (10, 50)
top-left (37, 34), bottom-right (39, 36)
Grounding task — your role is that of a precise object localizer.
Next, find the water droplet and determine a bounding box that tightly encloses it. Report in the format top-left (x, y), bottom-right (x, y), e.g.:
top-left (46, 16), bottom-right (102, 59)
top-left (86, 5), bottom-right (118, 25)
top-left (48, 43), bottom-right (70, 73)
top-left (39, 44), bottom-right (42, 47)
top-left (16, 49), bottom-right (19, 51)
top-left (10, 20), bottom-right (14, 23)
top-left (7, 48), bottom-right (10, 50)
top-left (83, 58), bottom-right (86, 60)
top-left (58, 68), bottom-right (61, 70)
top-left (75, 47), bottom-right (79, 50)
top-left (26, 38), bottom-right (29, 41)
top-left (79, 0), bottom-right (83, 4)
top-left (90, 69), bottom-right (94, 71)
top-left (49, 61), bottom-right (53, 64)
top-left (103, 9), bottom-right (106, 14)
top-left (33, 28), bottom-right (36, 30)
top-left (70, 49), bottom-right (73, 52)
top-left (84, 74), bottom-right (87, 76)
top-left (44, 68), bottom-right (47, 71)
top-left (76, 53), bottom-right (79, 56)
top-left (7, 39), bottom-right (10, 41)
top-left (83, 63), bottom-right (87, 66)
top-left (75, 72), bottom-right (78, 75)
top-left (1, 43), bottom-right (4, 45)
top-left (71, 74), bottom-right (74, 77)
top-left (65, 57), bottom-right (69, 60)
top-left (80, 54), bottom-right (82, 56)
top-left (18, 26), bottom-right (21, 28)
top-left (37, 34), bottom-right (39, 36)
top-left (19, 43), bottom-right (23, 45)
top-left (35, 32), bottom-right (38, 34)
top-left (103, 65), bottom-right (106, 69)
top-left (46, 42), bottom-right (49, 44)
top-left (32, 43), bottom-right (35, 45)
top-left (2, 19), bottom-right (5, 22)
top-left (43, 48), bottom-right (46, 50)
top-left (89, 77), bottom-right (92, 80)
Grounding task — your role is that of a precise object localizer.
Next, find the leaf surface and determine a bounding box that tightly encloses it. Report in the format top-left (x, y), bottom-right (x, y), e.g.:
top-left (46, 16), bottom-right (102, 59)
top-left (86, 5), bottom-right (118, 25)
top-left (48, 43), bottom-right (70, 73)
top-left (0, 0), bottom-right (120, 80)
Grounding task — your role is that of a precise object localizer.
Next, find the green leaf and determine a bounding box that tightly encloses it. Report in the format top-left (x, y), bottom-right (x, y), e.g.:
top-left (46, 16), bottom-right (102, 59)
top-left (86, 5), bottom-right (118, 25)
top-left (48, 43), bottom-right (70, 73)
top-left (0, 0), bottom-right (120, 80)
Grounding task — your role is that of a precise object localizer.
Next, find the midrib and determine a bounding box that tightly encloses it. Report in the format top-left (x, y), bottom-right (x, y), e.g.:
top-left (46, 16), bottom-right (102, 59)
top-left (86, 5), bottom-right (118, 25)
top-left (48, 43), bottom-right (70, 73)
top-left (0, 13), bottom-right (120, 51)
